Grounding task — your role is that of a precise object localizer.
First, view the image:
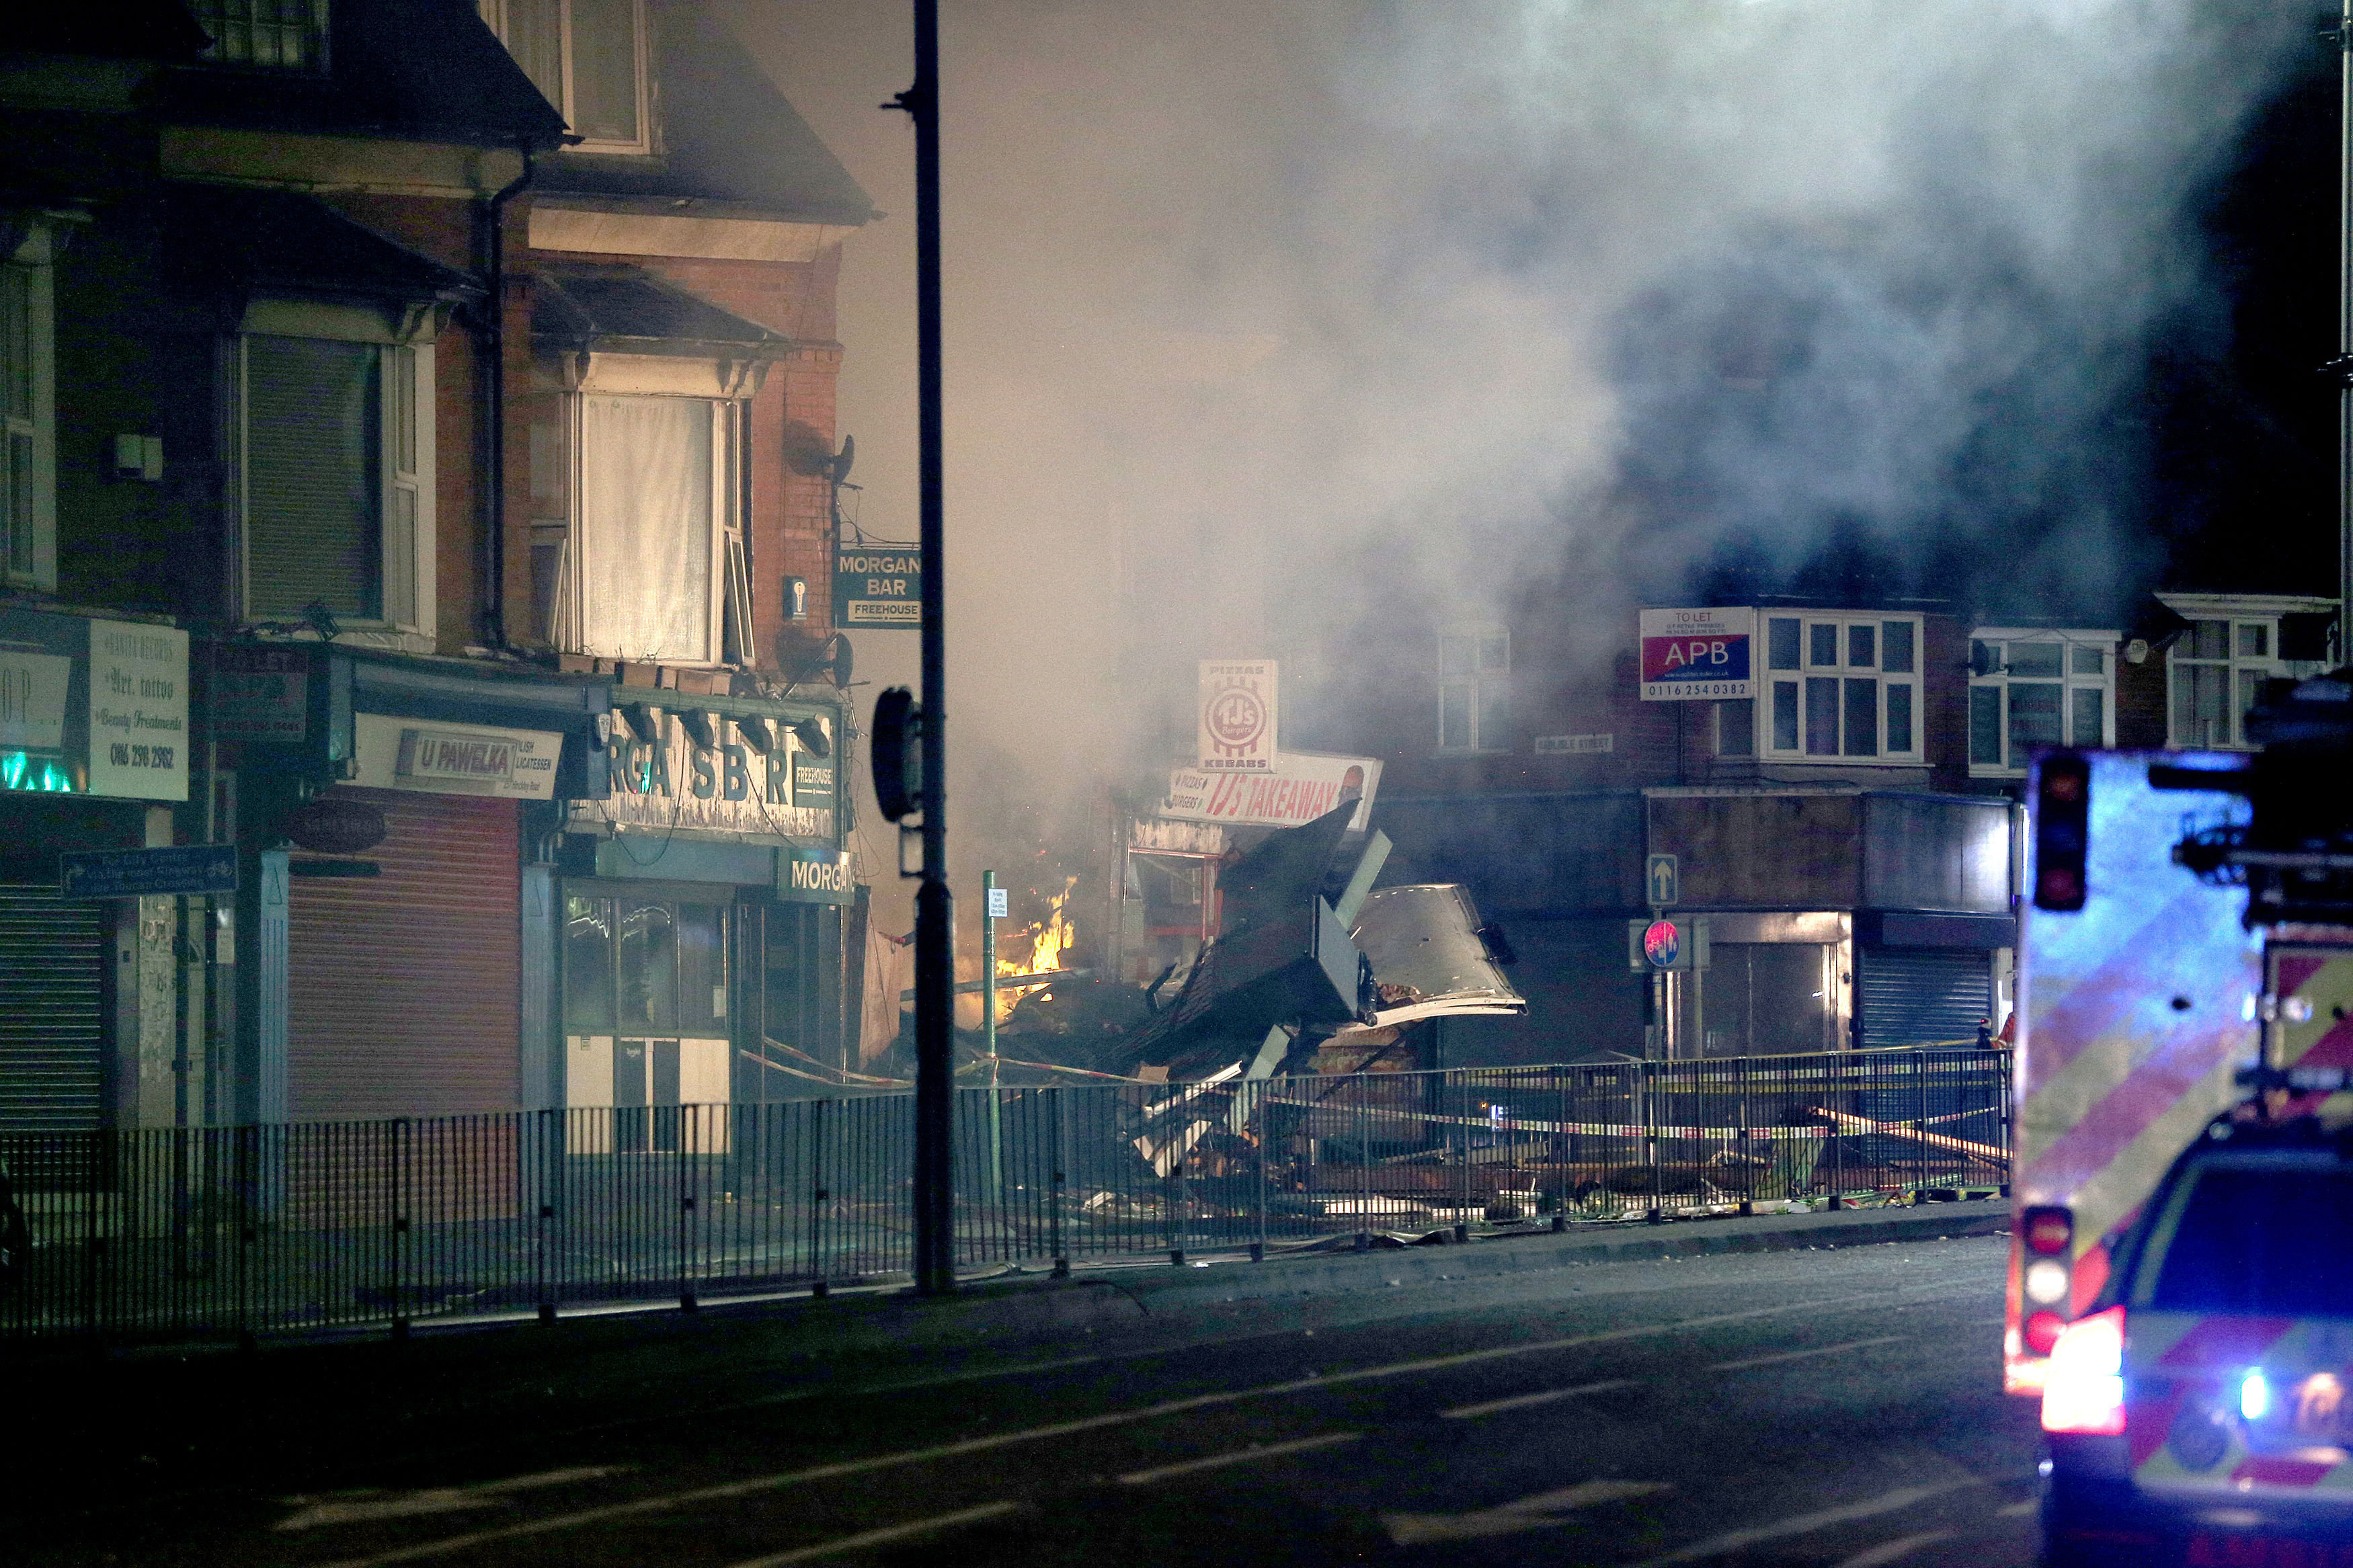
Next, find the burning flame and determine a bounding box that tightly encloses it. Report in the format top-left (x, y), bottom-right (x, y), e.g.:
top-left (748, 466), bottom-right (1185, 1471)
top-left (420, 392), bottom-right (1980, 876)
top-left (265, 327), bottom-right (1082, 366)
top-left (996, 877), bottom-right (1078, 1021)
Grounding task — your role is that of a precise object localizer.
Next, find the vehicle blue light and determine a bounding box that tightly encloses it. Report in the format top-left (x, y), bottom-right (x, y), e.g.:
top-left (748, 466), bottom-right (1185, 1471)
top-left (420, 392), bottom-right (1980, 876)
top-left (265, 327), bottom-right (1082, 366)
top-left (2241, 1369), bottom-right (2271, 1422)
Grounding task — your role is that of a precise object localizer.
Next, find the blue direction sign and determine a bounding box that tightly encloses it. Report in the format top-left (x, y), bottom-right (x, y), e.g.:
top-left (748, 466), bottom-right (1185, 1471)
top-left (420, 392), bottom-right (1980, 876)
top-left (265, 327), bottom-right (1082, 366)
top-left (61, 843), bottom-right (237, 899)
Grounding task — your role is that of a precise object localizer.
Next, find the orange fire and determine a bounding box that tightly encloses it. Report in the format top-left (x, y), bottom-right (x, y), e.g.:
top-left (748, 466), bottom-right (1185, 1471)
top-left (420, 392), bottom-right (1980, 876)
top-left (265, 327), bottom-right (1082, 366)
top-left (996, 876), bottom-right (1078, 1021)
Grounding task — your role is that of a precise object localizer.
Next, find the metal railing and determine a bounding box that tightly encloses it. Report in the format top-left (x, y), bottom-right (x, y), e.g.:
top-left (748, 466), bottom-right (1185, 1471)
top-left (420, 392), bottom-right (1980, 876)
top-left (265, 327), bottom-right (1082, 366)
top-left (0, 1047), bottom-right (2009, 1343)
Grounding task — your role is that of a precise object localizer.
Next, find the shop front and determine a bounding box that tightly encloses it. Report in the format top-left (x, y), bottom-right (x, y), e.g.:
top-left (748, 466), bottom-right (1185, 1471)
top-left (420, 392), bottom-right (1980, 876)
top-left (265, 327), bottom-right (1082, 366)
top-left (555, 692), bottom-right (850, 1124)
top-left (0, 608), bottom-right (188, 1133)
top-left (208, 646), bottom-right (610, 1124)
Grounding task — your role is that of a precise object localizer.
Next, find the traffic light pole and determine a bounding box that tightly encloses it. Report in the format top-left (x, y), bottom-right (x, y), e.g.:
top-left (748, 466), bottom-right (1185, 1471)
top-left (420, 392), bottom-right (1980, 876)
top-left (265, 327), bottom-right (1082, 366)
top-left (895, 0), bottom-right (955, 1296)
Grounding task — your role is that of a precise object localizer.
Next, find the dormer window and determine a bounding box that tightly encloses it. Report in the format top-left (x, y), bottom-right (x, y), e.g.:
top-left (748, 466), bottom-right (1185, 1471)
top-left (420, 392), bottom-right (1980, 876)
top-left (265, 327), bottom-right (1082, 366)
top-left (481, 0), bottom-right (651, 155)
top-left (189, 0), bottom-right (328, 71)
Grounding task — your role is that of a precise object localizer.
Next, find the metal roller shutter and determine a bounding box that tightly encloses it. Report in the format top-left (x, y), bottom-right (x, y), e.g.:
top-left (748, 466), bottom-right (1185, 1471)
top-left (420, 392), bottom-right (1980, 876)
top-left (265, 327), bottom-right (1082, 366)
top-left (1856, 945), bottom-right (1992, 1049)
top-left (0, 884), bottom-right (104, 1133)
top-left (286, 788), bottom-right (519, 1120)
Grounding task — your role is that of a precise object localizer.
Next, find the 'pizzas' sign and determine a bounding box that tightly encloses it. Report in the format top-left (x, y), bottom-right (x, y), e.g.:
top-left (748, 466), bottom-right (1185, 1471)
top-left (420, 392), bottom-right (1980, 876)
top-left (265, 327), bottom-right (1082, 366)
top-left (1197, 660), bottom-right (1277, 772)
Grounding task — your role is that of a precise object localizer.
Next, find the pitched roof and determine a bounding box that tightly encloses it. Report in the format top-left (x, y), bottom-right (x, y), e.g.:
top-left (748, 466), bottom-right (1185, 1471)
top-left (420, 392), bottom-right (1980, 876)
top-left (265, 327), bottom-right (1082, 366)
top-left (535, 1), bottom-right (875, 226)
top-left (169, 185), bottom-right (477, 302)
top-left (533, 263), bottom-right (797, 357)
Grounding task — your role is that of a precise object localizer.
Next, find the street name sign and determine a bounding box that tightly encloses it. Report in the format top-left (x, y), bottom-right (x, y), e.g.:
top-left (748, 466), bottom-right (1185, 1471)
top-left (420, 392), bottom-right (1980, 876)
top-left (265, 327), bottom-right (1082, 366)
top-left (61, 843), bottom-right (237, 899)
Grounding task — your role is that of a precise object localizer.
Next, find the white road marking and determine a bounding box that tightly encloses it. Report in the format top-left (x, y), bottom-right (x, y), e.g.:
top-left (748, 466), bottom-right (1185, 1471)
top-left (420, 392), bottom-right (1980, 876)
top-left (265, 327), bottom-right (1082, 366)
top-left (1383, 1480), bottom-right (1673, 1545)
top-left (1441, 1379), bottom-right (1637, 1419)
top-left (274, 1468), bottom-right (625, 1531)
top-left (1996, 1499), bottom-right (2038, 1518)
top-left (1708, 1335), bottom-right (1907, 1372)
top-left (1625, 1479), bottom-right (1982, 1566)
top-left (314, 1289), bottom-right (1959, 1568)
top-left (717, 1501), bottom-right (1023, 1567)
top-left (1830, 1530), bottom-right (1959, 1568)
top-left (1116, 1431), bottom-right (1361, 1484)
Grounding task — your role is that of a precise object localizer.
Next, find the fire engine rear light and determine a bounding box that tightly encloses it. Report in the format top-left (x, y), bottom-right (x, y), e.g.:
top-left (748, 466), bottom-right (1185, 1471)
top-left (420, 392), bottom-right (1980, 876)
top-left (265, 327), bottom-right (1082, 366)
top-left (2023, 1205), bottom-right (2073, 1255)
top-left (2042, 1305), bottom-right (2127, 1436)
top-left (2024, 1258), bottom-right (2069, 1304)
top-left (2024, 1310), bottom-right (2069, 1356)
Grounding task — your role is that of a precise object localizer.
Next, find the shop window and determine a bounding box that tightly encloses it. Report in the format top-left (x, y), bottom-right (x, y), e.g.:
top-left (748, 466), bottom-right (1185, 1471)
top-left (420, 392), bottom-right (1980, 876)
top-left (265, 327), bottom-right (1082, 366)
top-left (565, 393), bottom-right (752, 667)
top-left (1759, 613), bottom-right (1919, 763)
top-left (1967, 632), bottom-right (2114, 774)
top-left (2169, 617), bottom-right (2289, 750)
top-left (0, 242), bottom-right (54, 593)
top-left (189, 0), bottom-right (328, 70)
top-left (240, 331), bottom-right (433, 634)
top-left (1437, 624), bottom-right (1509, 753)
top-left (480, 0), bottom-right (649, 153)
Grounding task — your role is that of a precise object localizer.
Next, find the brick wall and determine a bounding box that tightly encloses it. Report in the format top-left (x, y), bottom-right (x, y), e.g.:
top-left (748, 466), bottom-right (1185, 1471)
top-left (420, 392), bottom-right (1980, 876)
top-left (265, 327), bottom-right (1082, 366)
top-left (2116, 646), bottom-right (2168, 747)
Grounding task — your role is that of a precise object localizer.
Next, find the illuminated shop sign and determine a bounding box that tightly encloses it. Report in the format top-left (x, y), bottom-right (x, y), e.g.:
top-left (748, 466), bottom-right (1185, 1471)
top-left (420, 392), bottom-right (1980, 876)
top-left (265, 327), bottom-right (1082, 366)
top-left (0, 609), bottom-right (188, 800)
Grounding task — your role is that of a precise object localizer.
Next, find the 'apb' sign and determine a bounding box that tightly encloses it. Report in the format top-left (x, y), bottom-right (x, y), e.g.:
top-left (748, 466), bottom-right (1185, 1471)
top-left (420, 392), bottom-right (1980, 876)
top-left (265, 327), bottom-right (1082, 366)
top-left (1638, 608), bottom-right (1755, 702)
top-left (1197, 660), bottom-right (1277, 773)
top-left (833, 544), bottom-right (919, 629)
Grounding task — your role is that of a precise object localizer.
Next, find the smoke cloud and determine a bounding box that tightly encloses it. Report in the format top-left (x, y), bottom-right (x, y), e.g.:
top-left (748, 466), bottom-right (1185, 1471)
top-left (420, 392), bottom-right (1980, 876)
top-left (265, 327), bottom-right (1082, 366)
top-left (735, 0), bottom-right (2309, 938)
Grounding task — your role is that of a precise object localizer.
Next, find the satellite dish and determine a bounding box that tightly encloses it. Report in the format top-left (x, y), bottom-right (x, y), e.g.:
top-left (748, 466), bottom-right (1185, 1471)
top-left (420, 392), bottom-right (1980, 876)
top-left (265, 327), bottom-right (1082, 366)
top-left (830, 434), bottom-right (855, 485)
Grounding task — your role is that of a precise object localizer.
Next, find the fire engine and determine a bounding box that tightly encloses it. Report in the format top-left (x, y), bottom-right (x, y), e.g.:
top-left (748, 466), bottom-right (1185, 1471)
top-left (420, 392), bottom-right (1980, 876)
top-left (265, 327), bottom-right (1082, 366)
top-left (2015, 673), bottom-right (2353, 1563)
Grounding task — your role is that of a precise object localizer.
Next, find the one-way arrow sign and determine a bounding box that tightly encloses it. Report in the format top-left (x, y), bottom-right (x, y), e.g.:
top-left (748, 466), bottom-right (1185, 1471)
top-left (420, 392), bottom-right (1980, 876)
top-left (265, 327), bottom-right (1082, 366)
top-left (1382, 1479), bottom-right (1671, 1545)
top-left (1646, 853), bottom-right (1679, 907)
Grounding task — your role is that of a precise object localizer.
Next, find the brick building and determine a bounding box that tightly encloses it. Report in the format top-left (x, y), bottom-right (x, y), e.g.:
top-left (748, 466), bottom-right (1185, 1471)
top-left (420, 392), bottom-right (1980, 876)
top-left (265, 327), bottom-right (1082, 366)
top-left (0, 0), bottom-right (873, 1135)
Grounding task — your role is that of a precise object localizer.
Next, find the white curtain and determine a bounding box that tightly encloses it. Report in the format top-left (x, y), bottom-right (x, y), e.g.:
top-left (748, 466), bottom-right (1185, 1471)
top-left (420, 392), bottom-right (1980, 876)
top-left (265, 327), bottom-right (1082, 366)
top-left (578, 395), bottom-right (713, 663)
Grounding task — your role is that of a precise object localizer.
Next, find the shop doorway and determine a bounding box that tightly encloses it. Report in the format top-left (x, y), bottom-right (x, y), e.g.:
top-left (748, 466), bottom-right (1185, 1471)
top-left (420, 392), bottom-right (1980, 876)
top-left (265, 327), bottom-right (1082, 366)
top-left (562, 891), bottom-right (731, 1151)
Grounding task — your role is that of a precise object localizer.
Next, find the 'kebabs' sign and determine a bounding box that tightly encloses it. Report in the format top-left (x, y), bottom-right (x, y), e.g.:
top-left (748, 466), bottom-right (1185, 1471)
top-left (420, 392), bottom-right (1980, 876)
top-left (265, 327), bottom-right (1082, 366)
top-left (1197, 661), bottom-right (1277, 773)
top-left (1639, 608), bottom-right (1755, 702)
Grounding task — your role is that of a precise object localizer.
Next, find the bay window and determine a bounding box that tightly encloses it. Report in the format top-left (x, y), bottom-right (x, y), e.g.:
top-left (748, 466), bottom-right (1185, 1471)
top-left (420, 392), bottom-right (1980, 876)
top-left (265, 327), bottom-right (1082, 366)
top-left (1968, 630), bottom-right (2114, 774)
top-left (1761, 612), bottom-right (1920, 762)
top-left (551, 391), bottom-right (752, 668)
top-left (2169, 616), bottom-right (2282, 749)
top-left (189, 0), bottom-right (328, 71)
top-left (238, 304), bottom-right (434, 636)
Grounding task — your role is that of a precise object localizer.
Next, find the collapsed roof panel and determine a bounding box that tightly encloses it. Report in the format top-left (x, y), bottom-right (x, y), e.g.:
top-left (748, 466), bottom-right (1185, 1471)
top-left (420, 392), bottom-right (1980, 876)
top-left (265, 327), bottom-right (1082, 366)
top-left (1350, 883), bottom-right (1526, 1028)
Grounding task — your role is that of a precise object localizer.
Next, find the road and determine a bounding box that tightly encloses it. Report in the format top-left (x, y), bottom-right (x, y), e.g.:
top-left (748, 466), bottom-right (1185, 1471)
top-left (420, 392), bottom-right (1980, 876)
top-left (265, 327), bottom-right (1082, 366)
top-left (24, 1231), bottom-right (2041, 1567)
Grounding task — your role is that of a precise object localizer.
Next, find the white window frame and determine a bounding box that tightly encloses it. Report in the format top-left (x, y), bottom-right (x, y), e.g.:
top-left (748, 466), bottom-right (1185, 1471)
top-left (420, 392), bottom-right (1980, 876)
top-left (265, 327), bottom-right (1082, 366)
top-left (1757, 611), bottom-right (1923, 765)
top-left (1436, 622), bottom-right (1510, 754)
top-left (559, 390), bottom-right (742, 669)
top-left (1966, 627), bottom-right (2117, 778)
top-left (188, 0), bottom-right (331, 72)
top-left (478, 0), bottom-right (652, 156)
top-left (2161, 593), bottom-right (2338, 751)
top-left (235, 299), bottom-right (436, 642)
top-left (1, 223), bottom-right (57, 594)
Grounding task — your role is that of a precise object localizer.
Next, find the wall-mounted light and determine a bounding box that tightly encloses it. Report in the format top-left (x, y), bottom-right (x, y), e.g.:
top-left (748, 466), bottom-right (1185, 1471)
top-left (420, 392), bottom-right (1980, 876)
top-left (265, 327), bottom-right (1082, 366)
top-left (620, 704), bottom-right (661, 745)
top-left (679, 710), bottom-right (719, 751)
top-left (2124, 638), bottom-right (2151, 665)
top-left (791, 716), bottom-right (830, 759)
top-left (735, 714), bottom-right (775, 753)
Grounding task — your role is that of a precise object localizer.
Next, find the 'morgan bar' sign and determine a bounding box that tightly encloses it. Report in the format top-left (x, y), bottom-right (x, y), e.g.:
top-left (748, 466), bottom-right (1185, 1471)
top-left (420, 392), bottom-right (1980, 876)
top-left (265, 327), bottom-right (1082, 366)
top-left (1638, 608), bottom-right (1755, 702)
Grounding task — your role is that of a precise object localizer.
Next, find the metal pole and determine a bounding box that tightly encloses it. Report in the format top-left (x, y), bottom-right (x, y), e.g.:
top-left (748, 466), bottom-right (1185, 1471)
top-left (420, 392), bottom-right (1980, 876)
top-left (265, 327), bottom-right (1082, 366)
top-left (2340, 0), bottom-right (2352, 658)
top-left (892, 0), bottom-right (955, 1296)
top-left (983, 870), bottom-right (1002, 1200)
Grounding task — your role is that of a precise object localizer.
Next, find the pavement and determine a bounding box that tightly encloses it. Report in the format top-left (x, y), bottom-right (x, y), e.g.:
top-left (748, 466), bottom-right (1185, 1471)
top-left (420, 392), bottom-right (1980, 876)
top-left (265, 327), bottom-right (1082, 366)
top-left (9, 1197), bottom-right (2028, 1567)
